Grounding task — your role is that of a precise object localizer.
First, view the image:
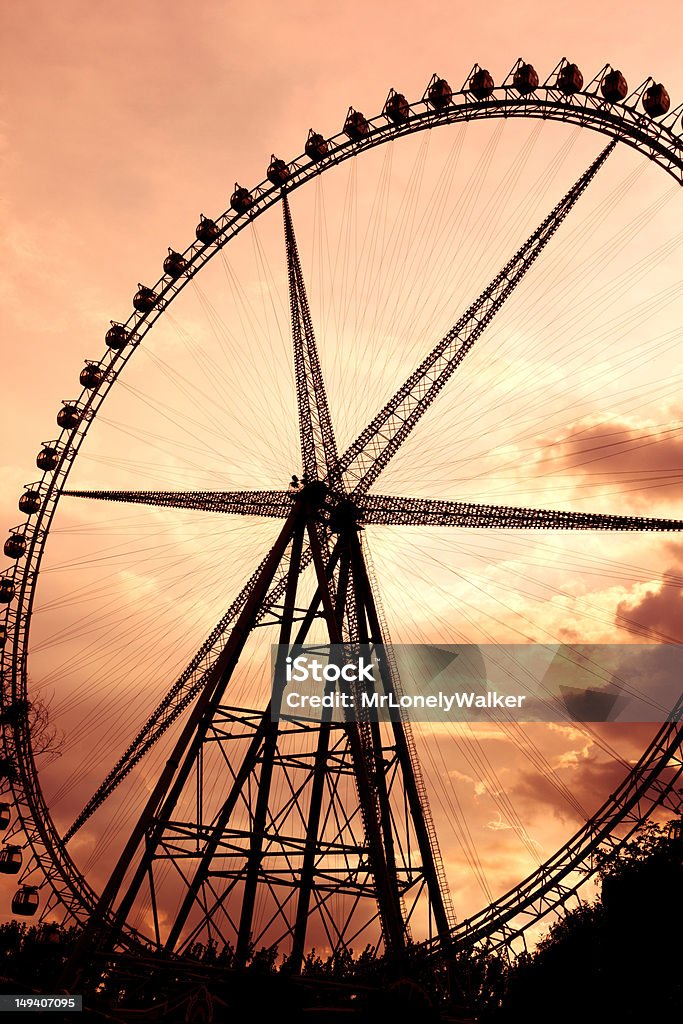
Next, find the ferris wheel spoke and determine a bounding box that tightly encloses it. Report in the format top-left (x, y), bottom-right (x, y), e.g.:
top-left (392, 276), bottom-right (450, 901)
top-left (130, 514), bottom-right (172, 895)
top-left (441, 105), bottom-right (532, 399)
top-left (332, 141), bottom-right (616, 498)
top-left (362, 494), bottom-right (683, 532)
top-left (61, 488), bottom-right (292, 518)
top-left (283, 193), bottom-right (340, 483)
top-left (63, 532), bottom-right (314, 842)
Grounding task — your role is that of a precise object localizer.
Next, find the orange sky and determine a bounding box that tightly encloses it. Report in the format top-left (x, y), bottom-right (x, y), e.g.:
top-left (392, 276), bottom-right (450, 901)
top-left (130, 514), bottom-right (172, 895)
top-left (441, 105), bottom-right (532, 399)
top-left (2, 1), bottom-right (683, 952)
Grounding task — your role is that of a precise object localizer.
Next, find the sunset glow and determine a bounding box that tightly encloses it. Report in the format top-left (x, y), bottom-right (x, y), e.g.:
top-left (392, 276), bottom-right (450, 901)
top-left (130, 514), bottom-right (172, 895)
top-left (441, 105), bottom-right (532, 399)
top-left (2, 1), bottom-right (682, 962)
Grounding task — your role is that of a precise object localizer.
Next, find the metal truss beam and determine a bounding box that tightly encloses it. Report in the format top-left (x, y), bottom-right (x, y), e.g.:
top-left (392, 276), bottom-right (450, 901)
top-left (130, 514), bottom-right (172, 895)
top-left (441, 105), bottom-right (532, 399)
top-left (62, 533), bottom-right (312, 842)
top-left (283, 193), bottom-right (340, 483)
top-left (62, 488), bottom-right (291, 518)
top-left (363, 495), bottom-right (683, 532)
top-left (334, 141), bottom-right (615, 496)
top-left (60, 506), bottom-right (301, 988)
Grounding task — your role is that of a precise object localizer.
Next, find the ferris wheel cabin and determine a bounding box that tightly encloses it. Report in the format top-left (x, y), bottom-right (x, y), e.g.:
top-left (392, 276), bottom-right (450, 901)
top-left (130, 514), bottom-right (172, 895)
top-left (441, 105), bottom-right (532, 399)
top-left (644, 83), bottom-right (671, 116)
top-left (469, 68), bottom-right (495, 99)
top-left (132, 286), bottom-right (158, 313)
top-left (343, 108), bottom-right (370, 141)
top-left (4, 535), bottom-right (26, 560)
top-left (18, 490), bottom-right (41, 515)
top-left (0, 845), bottom-right (23, 875)
top-left (601, 69), bottom-right (629, 102)
top-left (163, 249), bottom-right (188, 280)
top-left (557, 62), bottom-right (584, 94)
top-left (305, 130), bottom-right (328, 162)
top-left (11, 885), bottom-right (39, 917)
top-left (195, 215), bottom-right (220, 244)
top-left (57, 404), bottom-right (81, 430)
top-left (80, 363), bottom-right (104, 390)
top-left (384, 90), bottom-right (410, 123)
top-left (105, 323), bottom-right (130, 350)
top-left (267, 156), bottom-right (291, 186)
top-left (36, 446), bottom-right (59, 471)
top-left (231, 185), bottom-right (254, 214)
top-left (513, 62), bottom-right (539, 94)
top-left (426, 77), bottom-right (453, 109)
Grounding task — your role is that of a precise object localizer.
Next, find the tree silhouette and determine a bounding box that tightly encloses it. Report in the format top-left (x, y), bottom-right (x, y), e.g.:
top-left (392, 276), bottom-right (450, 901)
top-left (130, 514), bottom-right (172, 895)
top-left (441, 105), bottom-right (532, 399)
top-left (1, 821), bottom-right (679, 1021)
top-left (494, 819), bottom-right (683, 1023)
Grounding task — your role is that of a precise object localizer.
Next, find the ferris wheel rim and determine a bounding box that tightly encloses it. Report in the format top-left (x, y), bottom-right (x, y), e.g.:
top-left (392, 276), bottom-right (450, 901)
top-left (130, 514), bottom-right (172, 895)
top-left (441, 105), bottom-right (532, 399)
top-left (2, 58), bottom-right (683, 952)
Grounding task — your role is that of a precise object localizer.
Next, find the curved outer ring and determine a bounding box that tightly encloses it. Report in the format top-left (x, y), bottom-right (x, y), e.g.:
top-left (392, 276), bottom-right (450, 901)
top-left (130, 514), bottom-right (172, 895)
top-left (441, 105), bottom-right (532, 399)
top-left (2, 79), bottom-right (683, 951)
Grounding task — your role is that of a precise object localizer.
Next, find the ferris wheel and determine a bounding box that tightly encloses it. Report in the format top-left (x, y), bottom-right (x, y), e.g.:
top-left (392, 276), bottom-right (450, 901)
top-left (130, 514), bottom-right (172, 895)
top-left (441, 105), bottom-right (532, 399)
top-left (1, 57), bottom-right (683, 974)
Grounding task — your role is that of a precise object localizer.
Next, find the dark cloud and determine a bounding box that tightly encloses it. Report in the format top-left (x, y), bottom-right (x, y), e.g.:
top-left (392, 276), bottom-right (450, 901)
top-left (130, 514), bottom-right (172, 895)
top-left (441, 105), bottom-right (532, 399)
top-left (616, 544), bottom-right (683, 643)
top-left (511, 756), bottom-right (632, 824)
top-left (531, 415), bottom-right (683, 511)
top-left (511, 737), bottom-right (679, 826)
top-left (587, 721), bottom-right (663, 757)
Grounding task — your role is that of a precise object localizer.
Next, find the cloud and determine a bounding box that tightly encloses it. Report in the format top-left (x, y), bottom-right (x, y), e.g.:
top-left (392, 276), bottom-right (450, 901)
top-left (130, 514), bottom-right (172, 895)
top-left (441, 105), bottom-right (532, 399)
top-left (511, 735), bottom-right (679, 826)
top-left (530, 413), bottom-right (683, 512)
top-left (615, 543), bottom-right (683, 642)
top-left (511, 757), bottom-right (623, 822)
